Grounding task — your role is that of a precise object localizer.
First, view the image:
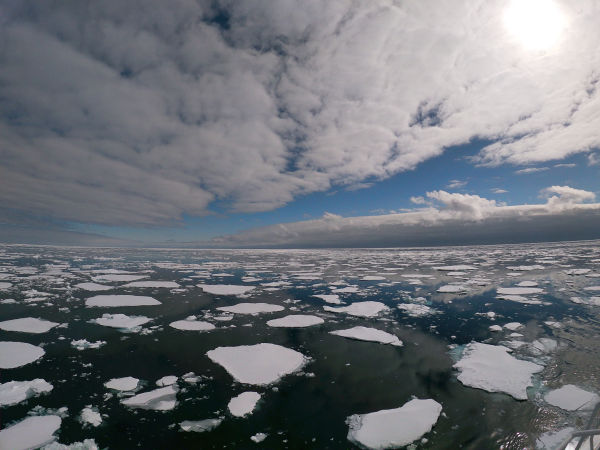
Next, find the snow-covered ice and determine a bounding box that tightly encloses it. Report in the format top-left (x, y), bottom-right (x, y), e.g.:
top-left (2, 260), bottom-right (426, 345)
top-left (90, 314), bottom-right (151, 331)
top-left (180, 418), bottom-right (223, 432)
top-left (323, 301), bottom-right (388, 318)
top-left (497, 287), bottom-right (544, 295)
top-left (0, 379), bottom-right (53, 406)
top-left (0, 282), bottom-right (13, 290)
top-left (544, 385), bottom-right (599, 411)
top-left (437, 284), bottom-right (467, 293)
top-left (397, 303), bottom-right (437, 317)
top-left (250, 432), bottom-right (267, 443)
top-left (74, 282), bottom-right (112, 291)
top-left (156, 375), bottom-right (178, 387)
top-left (79, 407), bottom-right (102, 427)
top-left (0, 317), bottom-right (59, 333)
top-left (453, 342), bottom-right (543, 400)
top-left (93, 274), bottom-right (148, 282)
top-left (121, 385), bottom-right (178, 410)
top-left (206, 343), bottom-right (307, 385)
top-left (85, 295), bottom-right (161, 307)
top-left (71, 339), bottom-right (106, 351)
top-left (170, 319), bottom-right (215, 331)
top-left (104, 376), bottom-right (139, 392)
top-left (228, 391), bottom-right (261, 417)
top-left (0, 341), bottom-right (45, 368)
top-left (330, 326), bottom-right (402, 347)
top-left (266, 315), bottom-right (324, 328)
top-left (122, 281), bottom-right (180, 288)
top-left (312, 294), bottom-right (341, 304)
top-left (346, 398), bottom-right (442, 449)
top-left (0, 415), bottom-right (61, 450)
top-left (216, 303), bottom-right (284, 315)
top-left (198, 284), bottom-right (255, 296)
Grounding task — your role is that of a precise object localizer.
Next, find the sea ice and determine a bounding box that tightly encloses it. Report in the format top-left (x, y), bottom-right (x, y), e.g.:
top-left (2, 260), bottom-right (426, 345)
top-left (250, 433), bottom-right (268, 443)
top-left (206, 343), bottom-right (307, 385)
top-left (74, 282), bottom-right (112, 291)
top-left (266, 315), bottom-right (324, 328)
top-left (330, 326), bottom-right (403, 347)
top-left (434, 265), bottom-right (477, 271)
top-left (496, 294), bottom-right (543, 305)
top-left (312, 294), bottom-right (341, 304)
top-left (453, 342), bottom-right (543, 400)
top-left (323, 301), bottom-right (388, 318)
top-left (156, 375), bottom-right (178, 387)
top-left (0, 282), bottom-right (12, 290)
top-left (489, 325), bottom-right (503, 332)
top-left (346, 398), bottom-right (442, 449)
top-left (228, 391), bottom-right (261, 417)
top-left (497, 287), bottom-right (544, 295)
top-left (0, 341), bottom-right (45, 368)
top-left (71, 339), bottom-right (106, 351)
top-left (170, 319), bottom-right (215, 331)
top-left (198, 284), bottom-right (255, 296)
top-left (0, 317), bottom-right (59, 333)
top-left (121, 385), bottom-right (178, 410)
top-left (504, 322), bottom-right (524, 330)
top-left (362, 276), bottom-right (386, 281)
top-left (517, 281), bottom-right (538, 287)
top-left (584, 286), bottom-right (600, 291)
top-left (437, 285), bottom-right (467, 293)
top-left (544, 385), bottom-right (600, 411)
top-left (0, 379), bottom-right (53, 406)
top-left (79, 407), bottom-right (102, 427)
top-left (397, 303), bottom-right (437, 317)
top-left (104, 376), bottom-right (139, 391)
top-left (85, 295), bottom-right (160, 307)
top-left (90, 314), bottom-right (151, 331)
top-left (93, 274), bottom-right (148, 282)
top-left (0, 415), bottom-right (61, 450)
top-left (122, 281), bottom-right (180, 288)
top-left (216, 303), bottom-right (284, 315)
top-left (180, 418), bottom-right (223, 432)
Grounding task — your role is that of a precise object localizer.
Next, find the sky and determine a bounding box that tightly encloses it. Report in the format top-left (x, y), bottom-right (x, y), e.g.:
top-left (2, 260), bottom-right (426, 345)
top-left (1, 0), bottom-right (599, 248)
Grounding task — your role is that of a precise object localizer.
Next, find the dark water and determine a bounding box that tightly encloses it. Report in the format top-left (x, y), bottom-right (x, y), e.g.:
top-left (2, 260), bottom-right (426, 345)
top-left (1, 242), bottom-right (600, 449)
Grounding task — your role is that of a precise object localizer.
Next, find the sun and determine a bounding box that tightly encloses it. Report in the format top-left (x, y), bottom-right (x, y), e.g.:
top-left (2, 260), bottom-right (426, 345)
top-left (503, 0), bottom-right (566, 51)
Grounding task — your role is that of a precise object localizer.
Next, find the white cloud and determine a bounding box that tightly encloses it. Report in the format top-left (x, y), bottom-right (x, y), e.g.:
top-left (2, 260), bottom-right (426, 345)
top-left (588, 153), bottom-right (600, 166)
top-left (492, 188), bottom-right (508, 194)
top-left (446, 179), bottom-right (468, 189)
top-left (515, 167), bottom-right (549, 174)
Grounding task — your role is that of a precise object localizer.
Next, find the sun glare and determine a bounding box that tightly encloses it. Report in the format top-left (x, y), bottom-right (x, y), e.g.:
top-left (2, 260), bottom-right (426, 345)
top-left (504, 0), bottom-right (566, 51)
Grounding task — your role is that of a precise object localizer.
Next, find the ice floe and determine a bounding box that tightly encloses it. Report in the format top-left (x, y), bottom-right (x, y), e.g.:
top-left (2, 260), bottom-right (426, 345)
top-left (397, 303), bottom-right (437, 317)
top-left (93, 274), bottom-right (148, 282)
top-left (170, 318), bottom-right (216, 331)
top-left (0, 317), bottom-right (59, 333)
top-left (0, 341), bottom-right (45, 368)
top-left (0, 415), bottom-right (61, 450)
top-left (437, 284), bottom-right (467, 293)
top-left (453, 342), bottom-right (543, 400)
top-left (122, 281), bottom-right (180, 288)
top-left (497, 287), bottom-right (544, 295)
top-left (79, 406), bottom-right (102, 427)
top-left (216, 303), bottom-right (284, 315)
top-left (266, 315), bottom-right (324, 328)
top-left (0, 379), bottom-right (53, 406)
top-left (85, 295), bottom-right (161, 307)
top-left (104, 376), bottom-right (139, 392)
top-left (330, 326), bottom-right (402, 347)
top-left (228, 391), bottom-right (261, 417)
top-left (180, 418), bottom-right (223, 432)
top-left (0, 282), bottom-right (13, 290)
top-left (156, 375), bottom-right (178, 387)
top-left (346, 398), bottom-right (442, 449)
top-left (544, 385), bottom-right (599, 411)
top-left (312, 294), bottom-right (341, 304)
top-left (251, 432), bottom-right (268, 443)
top-left (71, 339), bottom-right (106, 351)
top-left (74, 282), bottom-right (112, 291)
top-left (198, 284), bottom-right (255, 296)
top-left (90, 314), bottom-right (151, 332)
top-left (435, 265), bottom-right (476, 271)
top-left (206, 343), bottom-right (307, 385)
top-left (121, 385), bottom-right (178, 410)
top-left (323, 301), bottom-right (388, 318)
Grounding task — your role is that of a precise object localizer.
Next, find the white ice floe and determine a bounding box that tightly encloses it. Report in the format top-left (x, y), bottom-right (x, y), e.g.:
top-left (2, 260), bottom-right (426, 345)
top-left (85, 295), bottom-right (161, 307)
top-left (74, 282), bottom-right (112, 291)
top-left (42, 438), bottom-right (99, 450)
top-left (79, 407), bottom-right (102, 427)
top-left (530, 338), bottom-right (558, 356)
top-left (517, 281), bottom-right (538, 287)
top-left (496, 294), bottom-right (543, 305)
top-left (0, 317), bottom-right (59, 334)
top-left (323, 301), bottom-right (388, 318)
top-left (121, 385), bottom-right (178, 410)
top-left (346, 398), bottom-right (442, 449)
top-left (362, 276), bottom-right (386, 281)
top-left (570, 296), bottom-right (600, 306)
top-left (216, 303), bottom-right (284, 315)
top-left (565, 268), bottom-right (592, 275)
top-left (0, 341), bottom-right (45, 368)
top-left (90, 314), bottom-right (151, 332)
top-left (544, 385), bottom-right (600, 411)
top-left (156, 376), bottom-right (178, 387)
top-left (169, 319), bottom-right (215, 331)
top-left (0, 415), bottom-right (61, 450)
top-left (0, 282), bottom-right (12, 290)
top-left (434, 265), bottom-right (477, 271)
top-left (250, 433), bottom-right (268, 443)
top-left (330, 326), bottom-right (402, 347)
top-left (536, 427), bottom-right (576, 450)
top-left (437, 285), bottom-right (467, 293)
top-left (453, 342), bottom-right (543, 400)
top-left (504, 322), bottom-right (524, 330)
top-left (266, 315), bottom-right (324, 328)
top-left (122, 281), bottom-right (180, 288)
top-left (583, 286), bottom-right (600, 291)
top-left (180, 418), bottom-right (223, 432)
top-left (489, 325), bottom-right (503, 332)
top-left (0, 379), bottom-right (53, 406)
top-left (312, 294), bottom-right (341, 304)
top-left (497, 287), bottom-right (544, 295)
top-left (228, 391), bottom-right (261, 417)
top-left (397, 303), bottom-right (437, 317)
top-left (93, 274), bottom-right (148, 282)
top-left (104, 376), bottom-right (139, 392)
top-left (331, 286), bottom-right (359, 293)
top-left (198, 284), bottom-right (255, 296)
top-left (206, 343), bottom-right (307, 385)
top-left (71, 339), bottom-right (106, 351)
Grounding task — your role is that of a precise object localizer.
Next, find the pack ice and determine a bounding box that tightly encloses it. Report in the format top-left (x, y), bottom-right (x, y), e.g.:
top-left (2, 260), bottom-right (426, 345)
top-left (85, 295), bottom-right (161, 307)
top-left (0, 341), bottom-right (45, 368)
top-left (198, 284), bottom-right (255, 296)
top-left (323, 301), bottom-right (388, 317)
top-left (330, 327), bottom-right (402, 346)
top-left (0, 317), bottom-right (59, 333)
top-left (267, 315), bottom-right (324, 328)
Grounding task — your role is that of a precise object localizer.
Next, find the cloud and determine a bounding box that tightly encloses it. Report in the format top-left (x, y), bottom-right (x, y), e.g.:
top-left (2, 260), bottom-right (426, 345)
top-left (1, 0), bottom-right (600, 226)
top-left (515, 167), bottom-right (549, 174)
top-left (589, 153), bottom-right (600, 166)
top-left (446, 179), bottom-right (468, 189)
top-left (554, 163), bottom-right (576, 168)
top-left (212, 186), bottom-right (600, 247)
top-left (492, 188), bottom-right (508, 194)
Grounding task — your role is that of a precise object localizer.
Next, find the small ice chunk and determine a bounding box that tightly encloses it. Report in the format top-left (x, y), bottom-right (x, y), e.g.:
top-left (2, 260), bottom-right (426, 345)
top-left (74, 282), bottom-right (112, 291)
top-left (517, 281), bottom-right (538, 287)
top-left (0, 415), bottom-right (61, 450)
top-left (453, 342), bottom-right (543, 400)
top-left (584, 286), bottom-right (600, 291)
top-left (496, 294), bottom-right (543, 305)
top-left (497, 287), bottom-right (544, 295)
top-left (122, 281), bottom-right (180, 288)
top-left (71, 339), bottom-right (106, 351)
top-left (434, 265), bottom-right (476, 271)
top-left (530, 338), bottom-right (558, 355)
top-left (85, 295), bottom-right (160, 307)
top-left (104, 376), bottom-right (139, 392)
top-left (544, 385), bottom-right (600, 411)
top-left (362, 276), bottom-right (386, 281)
top-left (251, 433), bottom-right (267, 443)
top-left (121, 385), bottom-right (178, 410)
top-left (503, 322), bottom-right (523, 330)
top-left (0, 317), bottom-right (59, 334)
top-left (397, 303), bottom-right (437, 317)
top-left (198, 284), bottom-right (255, 296)
top-left (0, 379), bottom-right (53, 406)
top-left (180, 418), bottom-right (222, 432)
top-left (323, 301), bottom-right (388, 318)
top-left (206, 343), bottom-right (307, 385)
top-left (79, 407), bottom-right (102, 427)
top-left (156, 375), bottom-right (178, 387)
top-left (228, 391), bottom-right (261, 417)
top-left (437, 285), bottom-right (467, 293)
top-left (489, 325), bottom-right (503, 332)
top-left (346, 398), bottom-right (442, 449)
top-left (90, 314), bottom-right (151, 331)
top-left (267, 315), bottom-right (324, 328)
top-left (93, 274), bottom-right (148, 282)
top-left (216, 303), bottom-right (284, 315)
top-left (0, 341), bottom-right (45, 368)
top-left (330, 326), bottom-right (402, 347)
top-left (312, 294), bottom-right (341, 304)
top-left (42, 438), bottom-right (99, 449)
top-left (169, 319), bottom-right (215, 331)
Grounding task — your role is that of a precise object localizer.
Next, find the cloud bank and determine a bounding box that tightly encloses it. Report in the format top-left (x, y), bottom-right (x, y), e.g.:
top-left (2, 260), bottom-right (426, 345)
top-left (1, 0), bottom-right (599, 227)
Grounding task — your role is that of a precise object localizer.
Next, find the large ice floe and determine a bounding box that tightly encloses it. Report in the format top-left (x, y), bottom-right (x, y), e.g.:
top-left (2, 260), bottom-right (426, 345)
top-left (198, 284), bottom-right (255, 296)
top-left (85, 295), bottom-right (161, 307)
top-left (0, 379), bottom-right (53, 406)
top-left (121, 385), bottom-right (178, 410)
top-left (216, 302), bottom-right (284, 315)
top-left (330, 326), bottom-right (403, 347)
top-left (228, 391), bottom-right (261, 417)
top-left (206, 343), bottom-right (307, 385)
top-left (496, 287), bottom-right (544, 295)
top-left (0, 415), bottom-right (61, 450)
top-left (0, 341), bottom-right (45, 368)
top-left (92, 274), bottom-right (148, 282)
top-left (346, 398), bottom-right (442, 449)
top-left (90, 314), bottom-right (151, 332)
top-left (104, 376), bottom-right (139, 392)
top-left (323, 301), bottom-right (388, 318)
top-left (266, 314), bottom-right (324, 328)
top-left (0, 317), bottom-right (59, 333)
top-left (544, 384), bottom-right (600, 411)
top-left (453, 342), bottom-right (543, 400)
top-left (74, 282), bottom-right (112, 291)
top-left (122, 281), bottom-right (180, 288)
top-left (170, 318), bottom-right (215, 331)
top-left (180, 418), bottom-right (223, 432)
